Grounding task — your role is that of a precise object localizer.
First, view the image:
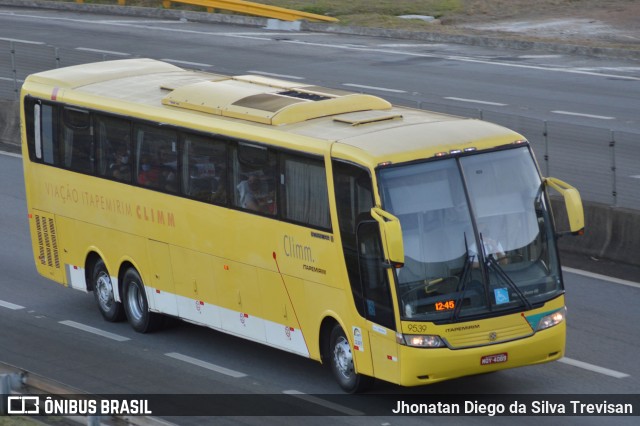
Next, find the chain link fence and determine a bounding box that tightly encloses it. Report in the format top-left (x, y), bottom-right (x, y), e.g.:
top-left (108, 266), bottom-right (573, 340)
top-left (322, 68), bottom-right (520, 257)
top-left (2, 40), bottom-right (638, 210)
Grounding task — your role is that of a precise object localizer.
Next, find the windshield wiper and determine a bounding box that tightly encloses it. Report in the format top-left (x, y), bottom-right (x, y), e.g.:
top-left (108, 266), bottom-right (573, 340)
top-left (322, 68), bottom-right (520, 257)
top-left (486, 255), bottom-right (532, 311)
top-left (452, 233), bottom-right (474, 321)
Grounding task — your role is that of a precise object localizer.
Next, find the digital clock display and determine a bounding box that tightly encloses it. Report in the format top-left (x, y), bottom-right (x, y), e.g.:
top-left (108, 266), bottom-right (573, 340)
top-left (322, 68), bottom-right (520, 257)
top-left (435, 300), bottom-right (455, 311)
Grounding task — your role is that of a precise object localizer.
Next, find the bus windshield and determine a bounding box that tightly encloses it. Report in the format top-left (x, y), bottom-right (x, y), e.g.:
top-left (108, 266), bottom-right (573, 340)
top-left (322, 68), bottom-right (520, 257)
top-left (378, 146), bottom-right (561, 323)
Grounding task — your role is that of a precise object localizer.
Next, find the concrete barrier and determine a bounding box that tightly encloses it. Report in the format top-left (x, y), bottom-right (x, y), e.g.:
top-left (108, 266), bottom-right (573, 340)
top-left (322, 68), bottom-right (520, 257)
top-left (0, 101), bottom-right (20, 153)
top-left (554, 198), bottom-right (640, 267)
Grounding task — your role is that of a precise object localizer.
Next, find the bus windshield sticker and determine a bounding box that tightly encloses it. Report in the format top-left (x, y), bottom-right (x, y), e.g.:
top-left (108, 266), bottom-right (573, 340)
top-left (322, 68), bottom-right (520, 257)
top-left (494, 288), bottom-right (510, 305)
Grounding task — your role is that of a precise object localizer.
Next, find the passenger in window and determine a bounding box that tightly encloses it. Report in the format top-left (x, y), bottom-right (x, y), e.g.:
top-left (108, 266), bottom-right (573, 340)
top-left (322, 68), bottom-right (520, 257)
top-left (237, 173), bottom-right (260, 211)
top-left (138, 155), bottom-right (161, 187)
top-left (162, 166), bottom-right (178, 192)
top-left (110, 146), bottom-right (131, 181)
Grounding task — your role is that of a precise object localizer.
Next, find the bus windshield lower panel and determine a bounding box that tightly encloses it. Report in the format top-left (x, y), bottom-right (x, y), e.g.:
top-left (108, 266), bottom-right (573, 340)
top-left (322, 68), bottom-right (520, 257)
top-left (378, 147), bottom-right (561, 323)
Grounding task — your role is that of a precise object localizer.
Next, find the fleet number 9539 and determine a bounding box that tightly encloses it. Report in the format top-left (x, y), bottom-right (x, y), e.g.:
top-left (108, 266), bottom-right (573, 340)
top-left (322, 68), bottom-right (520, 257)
top-left (405, 323), bottom-right (428, 333)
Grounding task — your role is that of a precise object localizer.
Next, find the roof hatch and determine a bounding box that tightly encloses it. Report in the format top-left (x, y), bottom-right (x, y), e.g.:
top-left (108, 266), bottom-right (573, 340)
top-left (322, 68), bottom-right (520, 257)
top-left (161, 75), bottom-right (391, 125)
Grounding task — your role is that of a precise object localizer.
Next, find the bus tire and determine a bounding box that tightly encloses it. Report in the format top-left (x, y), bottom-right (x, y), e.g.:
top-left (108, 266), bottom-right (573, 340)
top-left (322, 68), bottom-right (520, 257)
top-left (329, 325), bottom-right (374, 393)
top-left (92, 259), bottom-right (125, 322)
top-left (122, 268), bottom-right (162, 333)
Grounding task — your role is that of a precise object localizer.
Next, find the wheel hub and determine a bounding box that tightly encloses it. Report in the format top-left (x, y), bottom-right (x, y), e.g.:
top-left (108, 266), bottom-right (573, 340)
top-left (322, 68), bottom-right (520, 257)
top-left (333, 337), bottom-right (353, 379)
top-left (96, 273), bottom-right (113, 308)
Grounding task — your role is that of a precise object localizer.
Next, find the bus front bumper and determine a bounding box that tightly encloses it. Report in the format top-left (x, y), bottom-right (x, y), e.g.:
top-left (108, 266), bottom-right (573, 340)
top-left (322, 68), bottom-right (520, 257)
top-left (397, 322), bottom-right (565, 387)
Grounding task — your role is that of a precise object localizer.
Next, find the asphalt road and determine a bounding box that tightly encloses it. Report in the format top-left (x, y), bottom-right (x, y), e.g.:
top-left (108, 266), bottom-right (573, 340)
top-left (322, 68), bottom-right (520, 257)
top-left (0, 7), bottom-right (639, 132)
top-left (1, 150), bottom-right (639, 425)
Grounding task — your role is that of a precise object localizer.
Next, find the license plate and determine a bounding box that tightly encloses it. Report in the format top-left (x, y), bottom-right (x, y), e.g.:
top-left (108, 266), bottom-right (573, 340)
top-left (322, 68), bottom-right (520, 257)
top-left (481, 352), bottom-right (508, 365)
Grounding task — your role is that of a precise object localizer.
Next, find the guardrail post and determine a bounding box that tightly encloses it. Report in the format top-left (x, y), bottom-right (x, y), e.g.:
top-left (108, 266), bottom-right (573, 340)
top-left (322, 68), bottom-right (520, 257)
top-left (0, 373), bottom-right (24, 414)
top-left (610, 130), bottom-right (617, 207)
top-left (9, 41), bottom-right (18, 100)
top-left (543, 120), bottom-right (550, 176)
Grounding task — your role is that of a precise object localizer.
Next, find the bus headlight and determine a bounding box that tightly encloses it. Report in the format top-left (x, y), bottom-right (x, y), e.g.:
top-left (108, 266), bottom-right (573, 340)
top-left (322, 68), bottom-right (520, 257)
top-left (397, 333), bottom-right (445, 348)
top-left (536, 307), bottom-right (566, 331)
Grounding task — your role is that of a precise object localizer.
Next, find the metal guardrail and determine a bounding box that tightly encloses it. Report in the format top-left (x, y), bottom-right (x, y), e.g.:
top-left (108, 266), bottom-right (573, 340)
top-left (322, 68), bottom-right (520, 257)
top-left (1, 363), bottom-right (171, 425)
top-left (0, 41), bottom-right (638, 210)
top-left (72, 0), bottom-right (338, 22)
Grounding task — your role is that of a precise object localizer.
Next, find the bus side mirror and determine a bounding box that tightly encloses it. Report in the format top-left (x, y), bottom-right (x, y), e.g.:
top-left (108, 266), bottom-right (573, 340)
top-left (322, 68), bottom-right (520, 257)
top-left (545, 177), bottom-right (584, 235)
top-left (370, 207), bottom-right (404, 268)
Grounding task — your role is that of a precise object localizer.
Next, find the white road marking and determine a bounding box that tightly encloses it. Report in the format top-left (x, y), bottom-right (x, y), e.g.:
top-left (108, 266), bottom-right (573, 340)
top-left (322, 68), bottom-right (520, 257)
top-left (283, 390), bottom-right (364, 415)
top-left (161, 59), bottom-right (213, 68)
top-left (0, 150), bottom-right (21, 158)
top-left (165, 352), bottom-right (247, 378)
top-left (0, 37), bottom-right (44, 45)
top-left (563, 266), bottom-right (640, 289)
top-left (280, 39), bottom-right (640, 82)
top-left (343, 83), bottom-right (406, 93)
top-left (96, 20), bottom-right (184, 24)
top-left (378, 43), bottom-right (447, 48)
top-left (551, 110), bottom-right (616, 120)
top-left (0, 300), bottom-right (25, 310)
top-left (444, 96), bottom-right (508, 106)
top-left (246, 70), bottom-right (305, 80)
top-left (75, 47), bottom-right (130, 56)
top-left (630, 175), bottom-right (640, 179)
top-left (559, 357), bottom-right (630, 379)
top-left (59, 320), bottom-right (130, 342)
top-left (518, 55), bottom-right (563, 59)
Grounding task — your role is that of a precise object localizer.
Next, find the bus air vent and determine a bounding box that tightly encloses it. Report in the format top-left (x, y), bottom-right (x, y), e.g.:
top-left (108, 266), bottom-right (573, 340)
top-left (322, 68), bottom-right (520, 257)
top-left (162, 78), bottom-right (392, 125)
top-left (333, 110), bottom-right (403, 126)
top-left (34, 214), bottom-right (60, 269)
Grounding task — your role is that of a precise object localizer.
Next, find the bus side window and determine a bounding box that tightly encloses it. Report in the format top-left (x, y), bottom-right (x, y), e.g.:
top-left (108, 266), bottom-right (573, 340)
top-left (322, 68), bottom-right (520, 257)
top-left (231, 143), bottom-right (277, 215)
top-left (281, 154), bottom-right (331, 230)
top-left (357, 221), bottom-right (396, 330)
top-left (25, 98), bottom-right (58, 165)
top-left (61, 107), bottom-right (93, 174)
top-left (332, 160), bottom-right (375, 319)
top-left (182, 133), bottom-right (228, 204)
top-left (134, 124), bottom-right (178, 192)
top-left (95, 114), bottom-right (131, 183)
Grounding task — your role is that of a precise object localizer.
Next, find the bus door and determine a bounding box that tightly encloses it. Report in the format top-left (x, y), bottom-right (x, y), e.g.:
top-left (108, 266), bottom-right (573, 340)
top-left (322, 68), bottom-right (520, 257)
top-left (356, 221), bottom-right (400, 384)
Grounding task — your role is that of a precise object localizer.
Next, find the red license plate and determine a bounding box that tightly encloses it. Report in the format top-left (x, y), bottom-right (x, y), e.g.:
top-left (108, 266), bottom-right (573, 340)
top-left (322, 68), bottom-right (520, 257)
top-left (481, 352), bottom-right (508, 365)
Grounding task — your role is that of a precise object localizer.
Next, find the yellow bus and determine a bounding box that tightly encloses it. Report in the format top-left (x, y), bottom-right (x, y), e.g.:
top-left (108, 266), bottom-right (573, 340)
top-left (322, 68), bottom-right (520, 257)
top-left (20, 58), bottom-right (584, 393)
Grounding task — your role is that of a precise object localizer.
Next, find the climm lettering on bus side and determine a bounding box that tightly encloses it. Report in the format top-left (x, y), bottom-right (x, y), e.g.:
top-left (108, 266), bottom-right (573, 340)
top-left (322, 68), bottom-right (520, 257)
top-left (283, 234), bottom-right (314, 262)
top-left (135, 205), bottom-right (175, 227)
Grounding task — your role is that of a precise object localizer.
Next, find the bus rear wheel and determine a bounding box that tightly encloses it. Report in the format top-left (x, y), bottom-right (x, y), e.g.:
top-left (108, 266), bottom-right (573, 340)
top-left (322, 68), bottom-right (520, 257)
top-left (122, 268), bottom-right (162, 333)
top-left (329, 325), bottom-right (374, 393)
top-left (92, 259), bottom-right (125, 322)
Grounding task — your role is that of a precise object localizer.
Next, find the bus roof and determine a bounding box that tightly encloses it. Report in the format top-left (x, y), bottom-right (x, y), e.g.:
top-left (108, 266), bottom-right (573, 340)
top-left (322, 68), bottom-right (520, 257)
top-left (23, 58), bottom-right (525, 166)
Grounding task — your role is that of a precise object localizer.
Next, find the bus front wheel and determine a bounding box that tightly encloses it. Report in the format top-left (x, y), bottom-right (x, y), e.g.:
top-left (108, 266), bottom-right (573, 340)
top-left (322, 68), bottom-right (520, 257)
top-left (329, 325), bottom-right (374, 393)
top-left (92, 259), bottom-right (125, 322)
top-left (122, 268), bottom-right (162, 333)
